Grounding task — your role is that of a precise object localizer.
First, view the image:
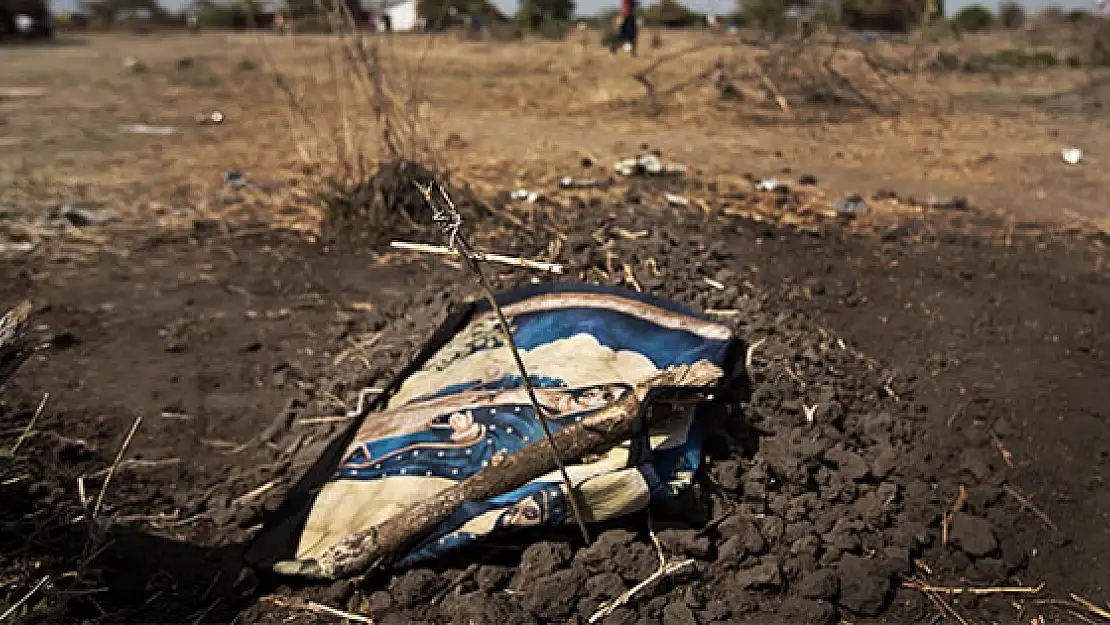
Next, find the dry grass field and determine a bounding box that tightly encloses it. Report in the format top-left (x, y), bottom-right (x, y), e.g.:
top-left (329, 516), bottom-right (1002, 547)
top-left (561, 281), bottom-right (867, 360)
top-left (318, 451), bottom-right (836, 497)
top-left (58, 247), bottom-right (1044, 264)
top-left (1, 29), bottom-right (1107, 237)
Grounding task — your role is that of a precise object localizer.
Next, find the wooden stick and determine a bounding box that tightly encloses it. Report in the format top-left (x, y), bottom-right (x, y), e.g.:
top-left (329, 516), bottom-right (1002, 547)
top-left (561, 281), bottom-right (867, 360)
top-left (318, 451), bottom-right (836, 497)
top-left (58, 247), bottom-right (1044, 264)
top-left (390, 241), bottom-right (564, 274)
top-left (305, 362), bottom-right (723, 580)
top-left (415, 182), bottom-right (592, 545)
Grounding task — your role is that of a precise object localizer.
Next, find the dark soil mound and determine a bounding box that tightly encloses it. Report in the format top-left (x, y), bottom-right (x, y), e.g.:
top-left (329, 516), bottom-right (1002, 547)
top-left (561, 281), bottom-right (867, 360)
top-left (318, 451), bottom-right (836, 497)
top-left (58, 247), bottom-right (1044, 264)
top-left (0, 184), bottom-right (1106, 624)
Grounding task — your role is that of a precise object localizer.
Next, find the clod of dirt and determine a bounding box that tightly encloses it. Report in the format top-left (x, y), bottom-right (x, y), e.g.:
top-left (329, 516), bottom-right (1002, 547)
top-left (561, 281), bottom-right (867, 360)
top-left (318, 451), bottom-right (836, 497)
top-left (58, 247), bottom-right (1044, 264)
top-left (836, 554), bottom-right (893, 616)
top-left (515, 541), bottom-right (573, 583)
top-left (658, 528), bottom-right (711, 559)
top-left (521, 568), bottom-right (584, 619)
top-left (390, 568), bottom-right (441, 608)
top-left (733, 556), bottom-right (783, 590)
top-left (948, 511), bottom-right (999, 558)
top-left (781, 597), bottom-right (839, 625)
top-left (796, 569), bottom-right (840, 601)
top-left (661, 600), bottom-right (698, 625)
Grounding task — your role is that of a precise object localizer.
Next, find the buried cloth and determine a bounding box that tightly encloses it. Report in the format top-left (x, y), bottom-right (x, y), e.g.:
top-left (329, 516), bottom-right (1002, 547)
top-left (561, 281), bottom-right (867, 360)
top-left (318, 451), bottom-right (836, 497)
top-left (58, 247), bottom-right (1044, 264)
top-left (246, 284), bottom-right (741, 578)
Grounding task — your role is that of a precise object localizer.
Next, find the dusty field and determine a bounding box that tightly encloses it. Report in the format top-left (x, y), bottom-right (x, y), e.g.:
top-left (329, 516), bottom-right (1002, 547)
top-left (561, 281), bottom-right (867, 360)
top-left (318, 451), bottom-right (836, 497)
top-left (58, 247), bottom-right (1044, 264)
top-left (0, 29), bottom-right (1108, 625)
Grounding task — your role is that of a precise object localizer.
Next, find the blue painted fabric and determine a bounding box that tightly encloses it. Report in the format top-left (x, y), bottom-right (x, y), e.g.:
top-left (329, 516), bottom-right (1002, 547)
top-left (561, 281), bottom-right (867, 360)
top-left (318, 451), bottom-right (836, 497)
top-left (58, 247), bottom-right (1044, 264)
top-left (289, 285), bottom-right (736, 569)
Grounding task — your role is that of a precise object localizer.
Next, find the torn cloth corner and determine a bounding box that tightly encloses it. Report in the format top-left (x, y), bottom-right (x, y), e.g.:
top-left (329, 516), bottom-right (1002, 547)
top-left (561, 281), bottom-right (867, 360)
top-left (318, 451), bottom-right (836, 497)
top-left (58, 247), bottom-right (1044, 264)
top-left (248, 284), bottom-right (740, 578)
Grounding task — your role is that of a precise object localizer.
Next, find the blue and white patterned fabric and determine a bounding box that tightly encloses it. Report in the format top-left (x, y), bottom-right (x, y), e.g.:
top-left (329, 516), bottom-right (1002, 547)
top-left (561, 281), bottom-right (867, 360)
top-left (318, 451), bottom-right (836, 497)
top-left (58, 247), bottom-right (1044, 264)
top-left (288, 284), bottom-right (736, 569)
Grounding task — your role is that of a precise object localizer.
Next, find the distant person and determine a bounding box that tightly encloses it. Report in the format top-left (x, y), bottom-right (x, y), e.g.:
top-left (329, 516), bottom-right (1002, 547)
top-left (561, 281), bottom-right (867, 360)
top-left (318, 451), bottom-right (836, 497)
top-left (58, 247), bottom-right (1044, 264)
top-left (186, 9), bottom-right (200, 34)
top-left (381, 13), bottom-right (392, 33)
top-left (611, 0), bottom-right (638, 56)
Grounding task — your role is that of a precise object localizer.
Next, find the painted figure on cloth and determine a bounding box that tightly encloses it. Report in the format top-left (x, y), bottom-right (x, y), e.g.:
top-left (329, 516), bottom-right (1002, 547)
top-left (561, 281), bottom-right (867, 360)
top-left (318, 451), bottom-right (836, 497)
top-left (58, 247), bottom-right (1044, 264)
top-left (337, 382), bottom-right (632, 482)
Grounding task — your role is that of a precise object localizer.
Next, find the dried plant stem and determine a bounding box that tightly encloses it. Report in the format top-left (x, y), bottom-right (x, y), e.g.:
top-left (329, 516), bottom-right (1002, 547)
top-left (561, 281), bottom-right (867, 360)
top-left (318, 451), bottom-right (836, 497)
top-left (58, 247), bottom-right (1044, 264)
top-left (903, 581), bottom-right (1045, 595)
top-left (0, 575), bottom-right (50, 621)
top-left (11, 392), bottom-right (49, 453)
top-left (418, 182), bottom-right (591, 545)
top-left (92, 415), bottom-right (143, 520)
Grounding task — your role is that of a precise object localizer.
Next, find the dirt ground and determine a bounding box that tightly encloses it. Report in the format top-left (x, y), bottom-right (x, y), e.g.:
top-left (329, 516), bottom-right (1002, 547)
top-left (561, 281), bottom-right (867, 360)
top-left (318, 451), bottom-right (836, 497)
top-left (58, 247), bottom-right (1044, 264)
top-left (0, 29), bottom-right (1108, 625)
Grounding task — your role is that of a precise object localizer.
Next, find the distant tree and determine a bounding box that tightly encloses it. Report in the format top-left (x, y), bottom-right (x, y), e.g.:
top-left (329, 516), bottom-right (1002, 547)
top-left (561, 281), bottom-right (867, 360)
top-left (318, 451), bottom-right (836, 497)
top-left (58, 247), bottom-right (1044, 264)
top-left (82, 0), bottom-right (169, 25)
top-left (839, 0), bottom-right (931, 32)
top-left (517, 0), bottom-right (574, 23)
top-left (998, 1), bottom-right (1024, 28)
top-left (1037, 5), bottom-right (1064, 22)
top-left (643, 0), bottom-right (700, 27)
top-left (951, 3), bottom-right (993, 31)
top-left (1064, 8), bottom-right (1095, 22)
top-left (739, 0), bottom-right (787, 31)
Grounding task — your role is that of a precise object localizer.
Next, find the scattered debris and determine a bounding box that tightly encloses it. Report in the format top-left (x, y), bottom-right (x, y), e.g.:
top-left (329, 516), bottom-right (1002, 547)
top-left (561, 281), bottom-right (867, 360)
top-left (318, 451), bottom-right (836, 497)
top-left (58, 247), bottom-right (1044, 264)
top-left (757, 178), bottom-right (783, 192)
top-left (1061, 147), bottom-right (1083, 165)
top-left (833, 195), bottom-right (870, 218)
top-left (123, 57), bottom-right (147, 73)
top-left (224, 171), bottom-right (247, 188)
top-left (57, 203), bottom-right (117, 227)
top-left (665, 193), bottom-right (689, 207)
top-left (614, 154), bottom-right (686, 177)
top-left (0, 87), bottom-right (48, 98)
top-left (0, 242), bottom-right (36, 254)
top-left (444, 132), bottom-right (468, 149)
top-left (119, 123), bottom-right (178, 136)
top-left (195, 110), bottom-right (226, 125)
top-left (510, 189), bottom-right (540, 203)
top-left (910, 195), bottom-right (970, 211)
top-left (559, 177), bottom-right (611, 190)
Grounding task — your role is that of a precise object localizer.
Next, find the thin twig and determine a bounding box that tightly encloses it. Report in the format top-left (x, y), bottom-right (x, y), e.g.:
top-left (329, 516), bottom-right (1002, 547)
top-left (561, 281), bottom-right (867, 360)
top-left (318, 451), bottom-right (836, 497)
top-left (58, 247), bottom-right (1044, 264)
top-left (0, 575), bottom-right (50, 621)
top-left (904, 581), bottom-right (1045, 595)
top-left (92, 415), bottom-right (143, 520)
top-left (11, 392), bottom-right (49, 453)
top-left (589, 556), bottom-right (694, 623)
top-left (1003, 484), bottom-right (1060, 533)
top-left (745, 337), bottom-right (767, 371)
top-left (390, 240), bottom-right (564, 274)
top-left (1070, 594), bottom-right (1110, 621)
top-left (415, 181), bottom-right (590, 545)
top-left (266, 596), bottom-right (375, 624)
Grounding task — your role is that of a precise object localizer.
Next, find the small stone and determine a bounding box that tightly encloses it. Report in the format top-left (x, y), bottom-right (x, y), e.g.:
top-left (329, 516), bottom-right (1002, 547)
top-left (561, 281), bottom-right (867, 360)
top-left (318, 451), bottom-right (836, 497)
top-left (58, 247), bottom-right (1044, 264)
top-left (325, 580), bottom-right (355, 605)
top-left (797, 569), bottom-right (840, 601)
top-left (364, 590), bottom-right (392, 616)
top-left (585, 572), bottom-right (626, 600)
top-left (713, 460), bottom-right (742, 491)
top-left (522, 569), bottom-right (584, 620)
top-left (948, 512), bottom-right (999, 557)
top-left (837, 554), bottom-right (892, 616)
top-left (390, 569), bottom-right (440, 608)
top-left (733, 556), bottom-right (782, 590)
top-left (716, 536), bottom-right (747, 567)
top-left (476, 565), bottom-right (513, 592)
top-left (658, 529), bottom-right (711, 559)
top-left (798, 173), bottom-right (818, 186)
top-left (662, 601), bottom-right (698, 625)
top-left (780, 598), bottom-right (838, 625)
top-left (518, 541), bottom-right (572, 581)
